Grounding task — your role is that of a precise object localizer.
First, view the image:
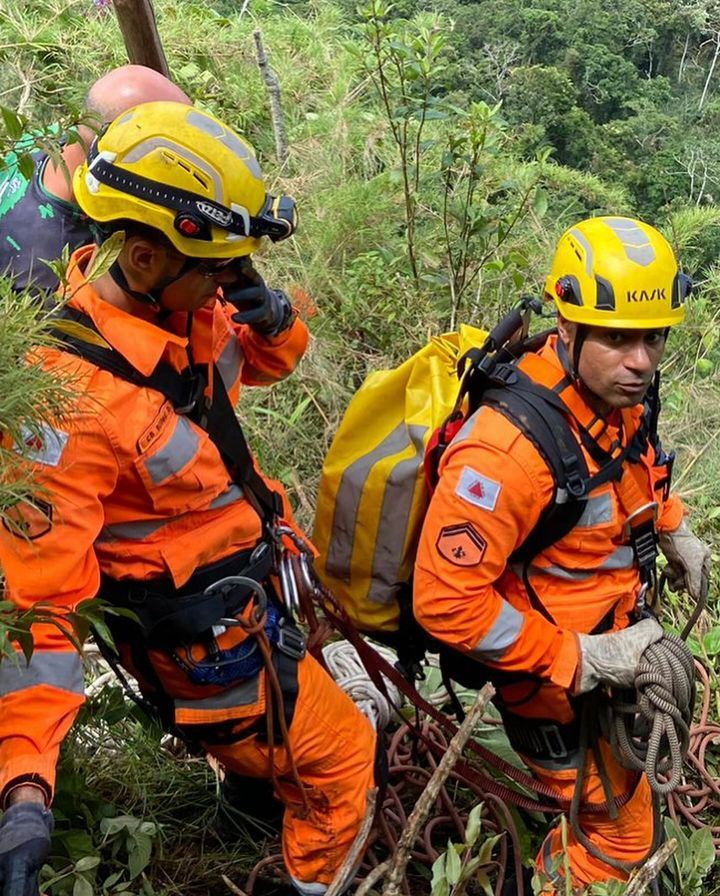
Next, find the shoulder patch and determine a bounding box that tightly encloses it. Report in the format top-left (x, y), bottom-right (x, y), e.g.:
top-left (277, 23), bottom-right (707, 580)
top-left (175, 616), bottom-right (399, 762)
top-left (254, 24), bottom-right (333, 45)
top-left (16, 423), bottom-right (68, 467)
top-left (436, 522), bottom-right (487, 567)
top-left (456, 466), bottom-right (501, 512)
top-left (3, 497), bottom-right (53, 540)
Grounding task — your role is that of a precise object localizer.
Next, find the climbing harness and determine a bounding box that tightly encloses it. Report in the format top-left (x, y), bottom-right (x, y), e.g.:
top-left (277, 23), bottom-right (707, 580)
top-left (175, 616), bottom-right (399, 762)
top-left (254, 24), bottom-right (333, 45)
top-left (49, 304), bottom-right (313, 811)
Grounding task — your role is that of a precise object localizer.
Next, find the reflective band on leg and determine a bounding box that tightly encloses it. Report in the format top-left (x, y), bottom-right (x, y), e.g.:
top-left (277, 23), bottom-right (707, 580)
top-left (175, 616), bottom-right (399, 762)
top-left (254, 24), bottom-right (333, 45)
top-left (174, 677), bottom-right (259, 711)
top-left (0, 650), bottom-right (84, 695)
top-left (290, 876), bottom-right (328, 896)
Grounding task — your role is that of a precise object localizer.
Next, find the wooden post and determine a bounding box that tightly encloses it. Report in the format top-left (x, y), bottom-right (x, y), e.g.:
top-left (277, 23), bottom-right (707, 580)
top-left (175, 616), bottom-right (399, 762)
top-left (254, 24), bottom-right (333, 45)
top-left (113, 0), bottom-right (171, 78)
top-left (253, 29), bottom-right (289, 169)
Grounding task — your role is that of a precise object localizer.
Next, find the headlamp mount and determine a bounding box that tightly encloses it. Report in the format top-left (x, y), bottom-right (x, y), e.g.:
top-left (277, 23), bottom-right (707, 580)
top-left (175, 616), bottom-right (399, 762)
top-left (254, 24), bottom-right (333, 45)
top-left (85, 144), bottom-right (297, 245)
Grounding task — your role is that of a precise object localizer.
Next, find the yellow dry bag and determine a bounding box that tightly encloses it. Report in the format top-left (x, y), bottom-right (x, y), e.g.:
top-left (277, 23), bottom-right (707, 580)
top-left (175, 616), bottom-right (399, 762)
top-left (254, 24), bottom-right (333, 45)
top-left (313, 325), bottom-right (487, 633)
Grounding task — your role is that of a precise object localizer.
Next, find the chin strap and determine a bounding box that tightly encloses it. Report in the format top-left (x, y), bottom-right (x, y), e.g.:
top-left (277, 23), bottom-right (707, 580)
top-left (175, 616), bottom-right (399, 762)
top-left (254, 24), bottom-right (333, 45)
top-left (107, 256), bottom-right (200, 309)
top-left (571, 324), bottom-right (588, 379)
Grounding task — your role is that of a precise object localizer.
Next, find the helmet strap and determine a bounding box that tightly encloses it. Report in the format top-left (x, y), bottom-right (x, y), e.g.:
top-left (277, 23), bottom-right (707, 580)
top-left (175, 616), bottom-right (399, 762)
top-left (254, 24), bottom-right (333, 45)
top-left (107, 256), bottom-right (198, 310)
top-left (572, 324), bottom-right (588, 379)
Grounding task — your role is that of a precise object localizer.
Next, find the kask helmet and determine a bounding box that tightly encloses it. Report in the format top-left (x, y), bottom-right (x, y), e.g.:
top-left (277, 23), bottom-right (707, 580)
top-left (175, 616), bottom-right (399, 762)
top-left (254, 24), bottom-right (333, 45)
top-left (74, 101), bottom-right (297, 259)
top-left (545, 216), bottom-right (690, 329)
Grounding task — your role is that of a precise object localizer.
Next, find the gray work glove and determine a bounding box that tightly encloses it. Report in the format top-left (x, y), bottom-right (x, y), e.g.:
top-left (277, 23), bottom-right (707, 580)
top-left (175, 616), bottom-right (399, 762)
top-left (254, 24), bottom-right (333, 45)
top-left (0, 802), bottom-right (53, 896)
top-left (225, 262), bottom-right (293, 336)
top-left (575, 618), bottom-right (664, 694)
top-left (658, 517), bottom-right (712, 604)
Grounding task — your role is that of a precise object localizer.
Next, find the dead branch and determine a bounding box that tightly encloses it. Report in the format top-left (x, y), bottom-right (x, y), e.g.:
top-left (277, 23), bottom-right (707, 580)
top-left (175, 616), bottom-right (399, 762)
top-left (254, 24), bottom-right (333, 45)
top-left (356, 860), bottom-right (390, 896)
top-left (221, 874), bottom-right (249, 896)
top-left (624, 839), bottom-right (678, 896)
top-left (113, 0), bottom-right (170, 77)
top-left (253, 29), bottom-right (289, 169)
top-left (326, 788), bottom-right (379, 896)
top-left (379, 683), bottom-right (496, 896)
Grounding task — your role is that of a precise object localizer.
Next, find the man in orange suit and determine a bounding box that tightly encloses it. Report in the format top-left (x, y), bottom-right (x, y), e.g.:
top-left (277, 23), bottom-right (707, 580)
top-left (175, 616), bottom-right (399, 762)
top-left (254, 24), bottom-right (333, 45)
top-left (0, 101), bottom-right (375, 896)
top-left (415, 217), bottom-right (710, 892)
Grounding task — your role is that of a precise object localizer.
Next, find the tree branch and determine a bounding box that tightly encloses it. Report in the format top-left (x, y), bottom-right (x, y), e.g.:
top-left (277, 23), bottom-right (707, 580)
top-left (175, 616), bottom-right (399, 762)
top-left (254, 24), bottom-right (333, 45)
top-left (379, 683), bottom-right (495, 896)
top-left (254, 29), bottom-right (289, 169)
top-left (112, 0), bottom-right (170, 77)
top-left (623, 839), bottom-right (678, 896)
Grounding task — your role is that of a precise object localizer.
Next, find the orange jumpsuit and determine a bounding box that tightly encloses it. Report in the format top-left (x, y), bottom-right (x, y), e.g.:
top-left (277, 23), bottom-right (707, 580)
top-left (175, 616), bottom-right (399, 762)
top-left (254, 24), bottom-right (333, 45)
top-left (414, 336), bottom-right (683, 891)
top-left (0, 246), bottom-right (376, 895)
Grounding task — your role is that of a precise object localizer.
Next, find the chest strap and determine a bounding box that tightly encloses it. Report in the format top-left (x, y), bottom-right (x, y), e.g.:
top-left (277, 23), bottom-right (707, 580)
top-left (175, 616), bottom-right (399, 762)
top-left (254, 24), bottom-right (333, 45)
top-left (51, 307), bottom-right (283, 528)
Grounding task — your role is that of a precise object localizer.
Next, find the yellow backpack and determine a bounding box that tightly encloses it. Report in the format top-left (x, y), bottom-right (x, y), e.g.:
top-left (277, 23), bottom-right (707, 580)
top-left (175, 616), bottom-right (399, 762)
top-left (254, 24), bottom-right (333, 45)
top-left (312, 325), bottom-right (487, 633)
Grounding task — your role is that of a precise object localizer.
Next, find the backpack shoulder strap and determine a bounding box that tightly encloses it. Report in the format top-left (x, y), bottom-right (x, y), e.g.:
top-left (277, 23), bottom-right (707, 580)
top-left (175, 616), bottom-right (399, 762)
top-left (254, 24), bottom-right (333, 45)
top-left (51, 307), bottom-right (282, 526)
top-left (482, 367), bottom-right (591, 561)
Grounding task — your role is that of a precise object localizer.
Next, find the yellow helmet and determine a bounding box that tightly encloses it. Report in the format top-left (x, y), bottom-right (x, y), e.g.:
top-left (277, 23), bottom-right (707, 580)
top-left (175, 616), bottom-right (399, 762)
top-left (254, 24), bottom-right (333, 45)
top-left (544, 216), bottom-right (690, 328)
top-left (74, 101), bottom-right (297, 259)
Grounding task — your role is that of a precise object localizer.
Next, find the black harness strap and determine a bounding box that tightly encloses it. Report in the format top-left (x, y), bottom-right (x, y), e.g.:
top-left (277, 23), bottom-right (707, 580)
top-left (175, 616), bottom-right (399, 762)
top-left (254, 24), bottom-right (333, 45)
top-left (51, 307), bottom-right (282, 526)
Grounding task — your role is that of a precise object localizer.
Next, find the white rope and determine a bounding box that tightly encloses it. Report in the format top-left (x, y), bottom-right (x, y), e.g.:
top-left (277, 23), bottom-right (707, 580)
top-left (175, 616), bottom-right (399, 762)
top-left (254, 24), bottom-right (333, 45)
top-left (322, 639), bottom-right (403, 730)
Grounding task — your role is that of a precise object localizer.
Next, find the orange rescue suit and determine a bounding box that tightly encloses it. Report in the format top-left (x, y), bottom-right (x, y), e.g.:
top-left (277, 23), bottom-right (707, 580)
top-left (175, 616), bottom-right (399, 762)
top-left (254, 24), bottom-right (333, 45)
top-left (414, 335), bottom-right (683, 890)
top-left (0, 247), bottom-right (376, 893)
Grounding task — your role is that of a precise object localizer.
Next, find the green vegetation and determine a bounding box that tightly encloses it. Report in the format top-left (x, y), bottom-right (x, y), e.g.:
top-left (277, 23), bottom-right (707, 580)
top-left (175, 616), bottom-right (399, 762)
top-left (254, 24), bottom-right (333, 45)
top-left (1, 0), bottom-right (720, 892)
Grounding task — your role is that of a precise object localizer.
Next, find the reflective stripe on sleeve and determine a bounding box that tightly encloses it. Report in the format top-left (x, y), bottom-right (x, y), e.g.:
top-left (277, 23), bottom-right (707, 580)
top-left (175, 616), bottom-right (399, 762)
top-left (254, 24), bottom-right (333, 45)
top-left (0, 650), bottom-right (84, 696)
top-left (217, 338), bottom-right (243, 389)
top-left (528, 564), bottom-right (593, 582)
top-left (144, 417), bottom-right (200, 485)
top-left (448, 409), bottom-right (480, 447)
top-left (471, 600), bottom-right (524, 661)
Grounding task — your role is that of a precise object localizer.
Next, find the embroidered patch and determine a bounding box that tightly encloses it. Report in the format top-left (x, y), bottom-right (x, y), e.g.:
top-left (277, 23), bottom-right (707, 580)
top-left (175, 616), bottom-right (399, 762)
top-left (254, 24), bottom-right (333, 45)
top-left (456, 466), bottom-right (501, 512)
top-left (436, 522), bottom-right (487, 567)
top-left (3, 498), bottom-right (53, 540)
top-left (16, 423), bottom-right (68, 467)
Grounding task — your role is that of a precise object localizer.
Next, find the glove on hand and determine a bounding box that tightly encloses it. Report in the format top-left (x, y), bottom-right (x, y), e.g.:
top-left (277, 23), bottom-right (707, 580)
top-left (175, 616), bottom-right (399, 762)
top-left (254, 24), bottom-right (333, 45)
top-left (0, 802), bottom-right (53, 896)
top-left (658, 517), bottom-right (711, 604)
top-left (575, 617), bottom-right (664, 695)
top-left (225, 262), bottom-right (293, 336)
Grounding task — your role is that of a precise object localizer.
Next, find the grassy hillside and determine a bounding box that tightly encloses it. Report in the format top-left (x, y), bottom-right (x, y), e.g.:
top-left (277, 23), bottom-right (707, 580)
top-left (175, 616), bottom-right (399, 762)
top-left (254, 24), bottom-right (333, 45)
top-left (1, 0), bottom-right (719, 892)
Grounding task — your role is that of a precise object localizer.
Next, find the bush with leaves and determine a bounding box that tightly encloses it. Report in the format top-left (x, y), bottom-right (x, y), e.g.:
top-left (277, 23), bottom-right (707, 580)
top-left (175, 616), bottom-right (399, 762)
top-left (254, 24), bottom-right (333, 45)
top-left (430, 804), bottom-right (502, 896)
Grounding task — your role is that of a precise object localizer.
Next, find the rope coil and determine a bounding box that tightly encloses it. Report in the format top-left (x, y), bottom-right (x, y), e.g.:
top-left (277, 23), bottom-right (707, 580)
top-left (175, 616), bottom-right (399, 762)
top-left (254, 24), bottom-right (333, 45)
top-left (609, 633), bottom-right (696, 794)
top-left (322, 640), bottom-right (403, 730)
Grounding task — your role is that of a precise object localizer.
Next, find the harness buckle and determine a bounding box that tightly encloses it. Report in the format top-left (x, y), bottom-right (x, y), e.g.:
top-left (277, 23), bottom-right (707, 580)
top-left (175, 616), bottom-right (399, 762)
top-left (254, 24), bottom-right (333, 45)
top-left (175, 370), bottom-right (205, 416)
top-left (561, 453), bottom-right (587, 499)
top-left (538, 723), bottom-right (569, 760)
top-left (491, 363), bottom-right (518, 386)
top-left (275, 620), bottom-right (306, 661)
top-left (623, 501), bottom-right (658, 535)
